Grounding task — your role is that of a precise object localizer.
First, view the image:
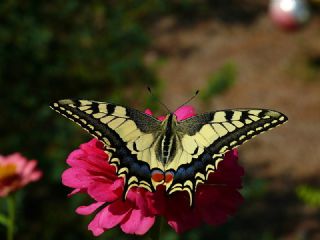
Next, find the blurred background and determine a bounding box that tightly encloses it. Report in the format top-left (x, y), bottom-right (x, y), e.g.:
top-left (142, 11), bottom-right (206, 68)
top-left (1, 0), bottom-right (320, 239)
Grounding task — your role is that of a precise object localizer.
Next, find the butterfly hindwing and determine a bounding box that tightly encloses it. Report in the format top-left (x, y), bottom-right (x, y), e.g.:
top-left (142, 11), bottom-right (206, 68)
top-left (166, 109), bottom-right (288, 200)
top-left (50, 99), bottom-right (162, 195)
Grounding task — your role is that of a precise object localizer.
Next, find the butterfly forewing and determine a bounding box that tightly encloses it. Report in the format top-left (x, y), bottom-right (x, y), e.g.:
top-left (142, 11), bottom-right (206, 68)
top-left (50, 99), bottom-right (163, 195)
top-left (166, 109), bottom-right (288, 202)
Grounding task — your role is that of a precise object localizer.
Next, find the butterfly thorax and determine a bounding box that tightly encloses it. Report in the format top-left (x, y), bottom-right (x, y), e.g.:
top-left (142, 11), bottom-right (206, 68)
top-left (157, 114), bottom-right (177, 166)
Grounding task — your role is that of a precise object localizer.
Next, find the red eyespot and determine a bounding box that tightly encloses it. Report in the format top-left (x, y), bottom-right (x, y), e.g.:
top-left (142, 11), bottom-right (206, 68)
top-left (151, 170), bottom-right (164, 182)
top-left (165, 171), bottom-right (174, 183)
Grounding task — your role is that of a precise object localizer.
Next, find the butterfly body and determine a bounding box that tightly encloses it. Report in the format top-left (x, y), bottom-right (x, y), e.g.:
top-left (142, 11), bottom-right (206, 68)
top-left (50, 99), bottom-right (288, 205)
top-left (160, 114), bottom-right (176, 165)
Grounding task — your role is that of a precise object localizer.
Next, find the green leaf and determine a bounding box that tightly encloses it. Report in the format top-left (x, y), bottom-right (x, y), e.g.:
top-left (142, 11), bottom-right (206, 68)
top-left (201, 62), bottom-right (236, 102)
top-left (296, 185), bottom-right (320, 207)
top-left (0, 213), bottom-right (8, 226)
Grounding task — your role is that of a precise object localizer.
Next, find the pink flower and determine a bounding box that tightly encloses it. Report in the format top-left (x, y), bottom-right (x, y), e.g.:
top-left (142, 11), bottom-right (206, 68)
top-left (0, 153), bottom-right (42, 197)
top-left (62, 106), bottom-right (244, 236)
top-left (162, 150), bottom-right (243, 233)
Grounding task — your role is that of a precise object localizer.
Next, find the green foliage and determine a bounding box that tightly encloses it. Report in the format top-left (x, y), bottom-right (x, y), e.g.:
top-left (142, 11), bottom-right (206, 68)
top-left (296, 185), bottom-right (320, 207)
top-left (200, 63), bottom-right (236, 102)
top-left (0, 1), bottom-right (161, 171)
top-left (0, 1), bottom-right (164, 239)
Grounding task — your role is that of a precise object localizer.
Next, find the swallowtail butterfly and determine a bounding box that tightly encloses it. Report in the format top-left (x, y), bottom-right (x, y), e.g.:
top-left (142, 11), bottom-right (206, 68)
top-left (50, 99), bottom-right (287, 205)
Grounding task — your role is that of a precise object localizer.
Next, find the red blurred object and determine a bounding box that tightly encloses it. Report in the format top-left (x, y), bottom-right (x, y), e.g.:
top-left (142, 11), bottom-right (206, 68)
top-left (269, 0), bottom-right (311, 31)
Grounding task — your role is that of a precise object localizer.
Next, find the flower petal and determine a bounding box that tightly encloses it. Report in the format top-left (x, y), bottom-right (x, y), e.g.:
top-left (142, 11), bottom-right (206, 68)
top-left (207, 149), bottom-right (244, 188)
top-left (126, 188), bottom-right (153, 216)
top-left (88, 201), bottom-right (131, 236)
top-left (144, 109), bottom-right (153, 115)
top-left (157, 116), bottom-right (166, 121)
top-left (120, 209), bottom-right (155, 235)
top-left (198, 186), bottom-right (243, 225)
top-left (21, 160), bottom-right (37, 176)
top-left (61, 168), bottom-right (91, 189)
top-left (167, 208), bottom-right (201, 233)
top-left (76, 202), bottom-right (105, 215)
top-left (66, 148), bottom-right (110, 173)
top-left (67, 188), bottom-right (81, 197)
top-left (164, 191), bottom-right (201, 233)
top-left (87, 178), bottom-right (123, 202)
top-left (99, 200), bottom-right (131, 229)
top-left (174, 105), bottom-right (196, 121)
top-left (88, 212), bottom-right (105, 237)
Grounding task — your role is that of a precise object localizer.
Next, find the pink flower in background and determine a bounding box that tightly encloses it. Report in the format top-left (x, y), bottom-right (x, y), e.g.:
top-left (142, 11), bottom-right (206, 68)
top-left (0, 153), bottom-right (42, 197)
top-left (62, 106), bottom-right (244, 236)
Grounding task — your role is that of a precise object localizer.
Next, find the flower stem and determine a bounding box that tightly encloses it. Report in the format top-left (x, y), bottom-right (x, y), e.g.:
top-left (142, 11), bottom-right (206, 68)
top-left (148, 217), bottom-right (165, 240)
top-left (6, 195), bottom-right (15, 240)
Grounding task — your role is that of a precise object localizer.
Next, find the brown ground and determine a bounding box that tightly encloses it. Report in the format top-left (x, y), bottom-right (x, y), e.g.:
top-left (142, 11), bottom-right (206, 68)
top-left (145, 13), bottom-right (320, 239)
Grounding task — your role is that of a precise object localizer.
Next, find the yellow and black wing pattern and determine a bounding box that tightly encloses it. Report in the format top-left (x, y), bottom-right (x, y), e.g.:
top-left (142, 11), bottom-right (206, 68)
top-left (51, 99), bottom-right (287, 205)
top-left (166, 109), bottom-right (288, 202)
top-left (50, 99), bottom-right (162, 196)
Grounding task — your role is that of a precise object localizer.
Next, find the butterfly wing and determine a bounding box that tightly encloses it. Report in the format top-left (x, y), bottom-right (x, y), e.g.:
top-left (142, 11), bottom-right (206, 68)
top-left (167, 109), bottom-right (288, 203)
top-left (50, 99), bottom-right (162, 196)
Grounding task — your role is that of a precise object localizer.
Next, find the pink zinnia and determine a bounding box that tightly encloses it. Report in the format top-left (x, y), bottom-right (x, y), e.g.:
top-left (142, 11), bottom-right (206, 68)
top-left (62, 106), bottom-right (244, 236)
top-left (0, 153), bottom-right (42, 197)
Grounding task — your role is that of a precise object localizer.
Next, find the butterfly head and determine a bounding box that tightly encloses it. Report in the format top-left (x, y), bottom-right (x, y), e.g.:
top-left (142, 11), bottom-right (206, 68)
top-left (160, 113), bottom-right (178, 128)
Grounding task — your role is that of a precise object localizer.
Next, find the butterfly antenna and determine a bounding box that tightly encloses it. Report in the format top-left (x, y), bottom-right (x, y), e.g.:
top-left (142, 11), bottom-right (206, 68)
top-left (147, 87), bottom-right (171, 113)
top-left (176, 90), bottom-right (199, 110)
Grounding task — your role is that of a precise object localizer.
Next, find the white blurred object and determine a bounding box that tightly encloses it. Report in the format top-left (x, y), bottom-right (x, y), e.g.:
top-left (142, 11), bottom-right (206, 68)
top-left (269, 0), bottom-right (311, 31)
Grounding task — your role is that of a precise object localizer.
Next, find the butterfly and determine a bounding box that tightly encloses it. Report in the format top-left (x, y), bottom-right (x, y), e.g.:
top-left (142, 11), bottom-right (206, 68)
top-left (50, 99), bottom-right (287, 205)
